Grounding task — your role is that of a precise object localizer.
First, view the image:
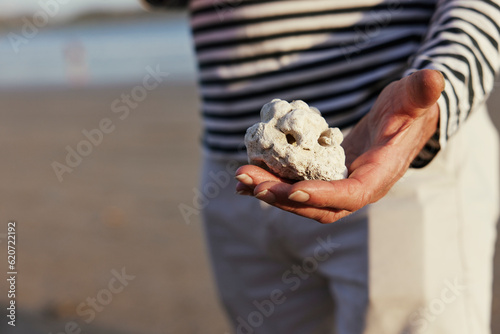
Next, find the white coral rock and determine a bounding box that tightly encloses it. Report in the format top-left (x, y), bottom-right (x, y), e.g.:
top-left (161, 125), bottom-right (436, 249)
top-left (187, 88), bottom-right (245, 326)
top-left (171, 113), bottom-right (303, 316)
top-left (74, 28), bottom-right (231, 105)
top-left (244, 99), bottom-right (348, 181)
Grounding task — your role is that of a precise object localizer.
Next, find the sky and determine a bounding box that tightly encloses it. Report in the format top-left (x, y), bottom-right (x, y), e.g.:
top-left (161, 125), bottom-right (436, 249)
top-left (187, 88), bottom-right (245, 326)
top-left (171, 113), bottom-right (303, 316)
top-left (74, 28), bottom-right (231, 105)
top-left (0, 0), bottom-right (144, 19)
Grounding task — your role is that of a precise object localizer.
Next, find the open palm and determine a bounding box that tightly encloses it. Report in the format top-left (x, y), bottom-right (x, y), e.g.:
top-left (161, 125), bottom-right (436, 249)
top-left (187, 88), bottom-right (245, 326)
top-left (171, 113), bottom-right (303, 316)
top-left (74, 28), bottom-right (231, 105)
top-left (235, 69), bottom-right (445, 224)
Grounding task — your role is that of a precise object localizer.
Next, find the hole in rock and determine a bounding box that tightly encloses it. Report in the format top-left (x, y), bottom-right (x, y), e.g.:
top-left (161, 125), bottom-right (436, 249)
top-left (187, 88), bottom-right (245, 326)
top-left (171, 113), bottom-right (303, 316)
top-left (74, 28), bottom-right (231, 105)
top-left (286, 134), bottom-right (297, 145)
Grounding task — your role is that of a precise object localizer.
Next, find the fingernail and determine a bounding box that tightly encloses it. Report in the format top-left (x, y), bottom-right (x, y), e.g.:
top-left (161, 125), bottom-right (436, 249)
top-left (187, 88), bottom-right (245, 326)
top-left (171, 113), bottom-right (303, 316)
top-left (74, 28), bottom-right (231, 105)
top-left (236, 190), bottom-right (252, 196)
top-left (255, 189), bottom-right (276, 203)
top-left (288, 190), bottom-right (310, 203)
top-left (235, 174), bottom-right (253, 186)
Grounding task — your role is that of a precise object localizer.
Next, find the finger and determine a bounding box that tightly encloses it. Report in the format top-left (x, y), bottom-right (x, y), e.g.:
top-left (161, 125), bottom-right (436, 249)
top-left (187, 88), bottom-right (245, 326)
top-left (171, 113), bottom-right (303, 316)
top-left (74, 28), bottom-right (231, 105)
top-left (235, 165), bottom-right (292, 186)
top-left (408, 69), bottom-right (445, 108)
top-left (398, 69), bottom-right (445, 116)
top-left (235, 182), bottom-right (253, 196)
top-left (286, 178), bottom-right (367, 212)
top-left (252, 181), bottom-right (352, 224)
top-left (253, 181), bottom-right (291, 203)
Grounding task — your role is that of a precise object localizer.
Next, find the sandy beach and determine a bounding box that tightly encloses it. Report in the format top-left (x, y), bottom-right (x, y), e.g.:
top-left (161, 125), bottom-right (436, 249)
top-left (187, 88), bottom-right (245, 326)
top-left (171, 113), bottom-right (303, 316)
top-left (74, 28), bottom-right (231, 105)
top-left (0, 83), bottom-right (230, 334)
top-left (0, 81), bottom-right (499, 334)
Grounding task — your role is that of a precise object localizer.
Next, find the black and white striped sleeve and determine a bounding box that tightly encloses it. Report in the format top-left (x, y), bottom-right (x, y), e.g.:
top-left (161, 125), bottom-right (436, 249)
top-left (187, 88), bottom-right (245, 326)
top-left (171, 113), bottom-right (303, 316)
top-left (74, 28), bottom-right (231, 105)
top-left (405, 0), bottom-right (500, 167)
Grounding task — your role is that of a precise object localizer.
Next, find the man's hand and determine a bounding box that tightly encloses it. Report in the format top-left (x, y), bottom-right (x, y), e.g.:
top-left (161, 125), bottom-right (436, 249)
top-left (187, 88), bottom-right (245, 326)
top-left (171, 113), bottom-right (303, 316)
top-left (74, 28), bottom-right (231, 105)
top-left (235, 69), bottom-right (445, 224)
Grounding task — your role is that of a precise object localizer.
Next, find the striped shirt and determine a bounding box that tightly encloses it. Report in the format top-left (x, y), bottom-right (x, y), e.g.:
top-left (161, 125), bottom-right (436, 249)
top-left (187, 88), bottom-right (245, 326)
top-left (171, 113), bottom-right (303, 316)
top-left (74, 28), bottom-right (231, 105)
top-left (180, 0), bottom-right (500, 166)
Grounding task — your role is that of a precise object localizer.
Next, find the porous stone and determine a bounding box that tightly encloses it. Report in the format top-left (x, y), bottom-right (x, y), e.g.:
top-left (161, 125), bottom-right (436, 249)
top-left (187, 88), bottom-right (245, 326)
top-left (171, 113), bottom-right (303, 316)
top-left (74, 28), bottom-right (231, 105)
top-left (244, 99), bottom-right (348, 181)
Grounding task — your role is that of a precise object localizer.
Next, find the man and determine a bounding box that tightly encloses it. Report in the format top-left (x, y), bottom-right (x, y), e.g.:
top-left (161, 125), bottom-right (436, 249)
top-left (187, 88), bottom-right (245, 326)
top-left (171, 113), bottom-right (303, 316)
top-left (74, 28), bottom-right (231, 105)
top-left (144, 1), bottom-right (500, 333)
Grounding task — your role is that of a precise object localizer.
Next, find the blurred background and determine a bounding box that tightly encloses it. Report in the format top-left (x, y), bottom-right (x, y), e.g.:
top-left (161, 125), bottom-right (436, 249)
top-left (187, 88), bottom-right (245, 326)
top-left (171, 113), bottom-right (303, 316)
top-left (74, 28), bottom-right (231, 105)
top-left (0, 1), bottom-right (498, 333)
top-left (0, 1), bottom-right (230, 333)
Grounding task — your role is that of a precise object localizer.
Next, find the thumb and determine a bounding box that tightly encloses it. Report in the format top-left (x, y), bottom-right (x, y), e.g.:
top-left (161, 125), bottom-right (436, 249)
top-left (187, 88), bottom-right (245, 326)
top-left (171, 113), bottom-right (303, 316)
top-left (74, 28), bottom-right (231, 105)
top-left (403, 69), bottom-right (445, 111)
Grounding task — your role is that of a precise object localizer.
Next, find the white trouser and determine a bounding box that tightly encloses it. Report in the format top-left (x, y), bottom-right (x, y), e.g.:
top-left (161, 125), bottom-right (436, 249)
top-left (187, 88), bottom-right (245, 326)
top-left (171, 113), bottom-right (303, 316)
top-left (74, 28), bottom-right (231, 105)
top-left (365, 105), bottom-right (499, 334)
top-left (201, 106), bottom-right (498, 334)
